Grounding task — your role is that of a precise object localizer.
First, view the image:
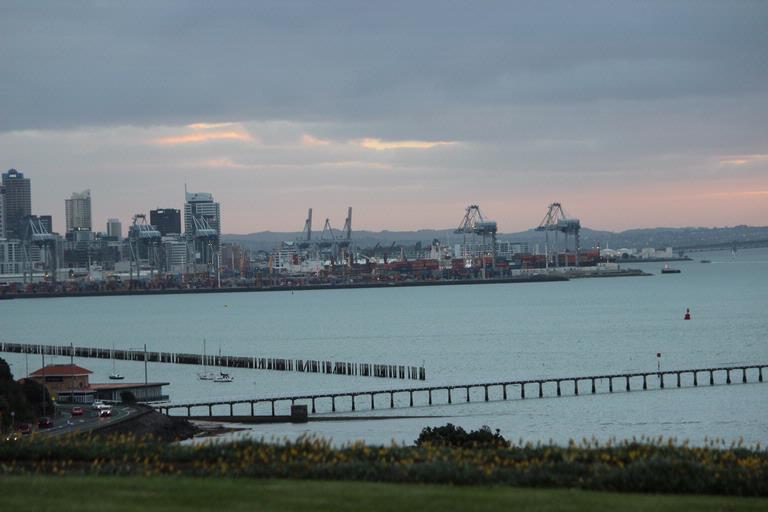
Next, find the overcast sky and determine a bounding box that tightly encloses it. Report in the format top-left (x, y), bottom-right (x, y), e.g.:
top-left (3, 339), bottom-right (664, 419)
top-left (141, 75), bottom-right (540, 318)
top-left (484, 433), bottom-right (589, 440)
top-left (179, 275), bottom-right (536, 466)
top-left (1, 1), bottom-right (766, 234)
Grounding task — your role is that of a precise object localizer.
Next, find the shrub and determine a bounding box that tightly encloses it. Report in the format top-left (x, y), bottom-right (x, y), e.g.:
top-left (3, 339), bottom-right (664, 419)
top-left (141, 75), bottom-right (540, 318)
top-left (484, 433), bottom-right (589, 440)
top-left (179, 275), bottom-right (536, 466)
top-left (415, 423), bottom-right (508, 447)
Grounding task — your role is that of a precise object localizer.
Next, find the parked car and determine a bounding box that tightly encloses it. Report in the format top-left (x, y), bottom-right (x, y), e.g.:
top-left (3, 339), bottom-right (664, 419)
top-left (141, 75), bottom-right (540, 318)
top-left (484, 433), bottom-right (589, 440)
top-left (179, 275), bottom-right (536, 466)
top-left (37, 417), bottom-right (53, 429)
top-left (99, 408), bottom-right (113, 417)
top-left (71, 407), bottom-right (84, 416)
top-left (16, 423), bottom-right (32, 435)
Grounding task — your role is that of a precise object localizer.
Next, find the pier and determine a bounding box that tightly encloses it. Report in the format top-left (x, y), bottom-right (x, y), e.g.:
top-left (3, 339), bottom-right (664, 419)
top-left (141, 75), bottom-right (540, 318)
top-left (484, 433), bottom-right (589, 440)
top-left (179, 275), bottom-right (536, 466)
top-left (157, 363), bottom-right (766, 418)
top-left (0, 341), bottom-right (426, 381)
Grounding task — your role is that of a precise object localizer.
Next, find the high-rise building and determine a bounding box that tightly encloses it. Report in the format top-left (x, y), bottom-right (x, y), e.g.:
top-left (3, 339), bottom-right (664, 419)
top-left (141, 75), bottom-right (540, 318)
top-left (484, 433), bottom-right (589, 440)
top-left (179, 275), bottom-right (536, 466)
top-left (2, 169), bottom-right (32, 239)
top-left (150, 208), bottom-right (182, 236)
top-left (184, 191), bottom-right (221, 266)
top-left (37, 215), bottom-right (54, 234)
top-left (0, 187), bottom-right (5, 239)
top-left (184, 192), bottom-right (220, 236)
top-left (106, 218), bottom-right (122, 239)
top-left (65, 190), bottom-right (92, 232)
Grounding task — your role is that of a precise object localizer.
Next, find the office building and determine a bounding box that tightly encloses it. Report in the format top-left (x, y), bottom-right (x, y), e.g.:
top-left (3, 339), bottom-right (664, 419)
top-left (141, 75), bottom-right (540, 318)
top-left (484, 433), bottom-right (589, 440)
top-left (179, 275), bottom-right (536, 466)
top-left (65, 190), bottom-right (92, 232)
top-left (106, 218), bottom-right (122, 239)
top-left (2, 169), bottom-right (32, 239)
top-left (184, 192), bottom-right (220, 235)
top-left (38, 215), bottom-right (54, 234)
top-left (184, 191), bottom-right (221, 266)
top-left (150, 208), bottom-right (182, 236)
top-left (0, 187), bottom-right (5, 239)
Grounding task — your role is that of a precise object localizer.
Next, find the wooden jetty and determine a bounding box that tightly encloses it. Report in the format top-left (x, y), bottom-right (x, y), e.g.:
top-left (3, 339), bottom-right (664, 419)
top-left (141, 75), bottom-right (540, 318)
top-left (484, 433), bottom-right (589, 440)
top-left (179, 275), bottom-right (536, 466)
top-left (0, 341), bottom-right (426, 381)
top-left (156, 363), bottom-right (767, 418)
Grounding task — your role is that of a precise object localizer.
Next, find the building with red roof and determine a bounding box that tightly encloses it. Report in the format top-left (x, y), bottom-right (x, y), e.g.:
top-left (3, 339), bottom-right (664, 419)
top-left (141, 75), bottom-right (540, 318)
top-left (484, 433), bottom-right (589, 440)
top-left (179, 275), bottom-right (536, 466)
top-left (29, 364), bottom-right (168, 403)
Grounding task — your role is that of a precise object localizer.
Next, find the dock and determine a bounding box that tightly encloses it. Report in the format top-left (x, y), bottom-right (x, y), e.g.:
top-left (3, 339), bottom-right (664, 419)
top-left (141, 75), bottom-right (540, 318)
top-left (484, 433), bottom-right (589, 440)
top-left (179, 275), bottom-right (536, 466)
top-left (0, 341), bottom-right (426, 381)
top-left (156, 363), bottom-right (766, 418)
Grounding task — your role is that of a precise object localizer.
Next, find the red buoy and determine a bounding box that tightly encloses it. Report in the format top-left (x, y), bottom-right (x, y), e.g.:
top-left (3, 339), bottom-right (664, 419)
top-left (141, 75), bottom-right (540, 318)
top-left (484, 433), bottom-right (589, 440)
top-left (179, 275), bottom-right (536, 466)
top-left (684, 308), bottom-right (691, 320)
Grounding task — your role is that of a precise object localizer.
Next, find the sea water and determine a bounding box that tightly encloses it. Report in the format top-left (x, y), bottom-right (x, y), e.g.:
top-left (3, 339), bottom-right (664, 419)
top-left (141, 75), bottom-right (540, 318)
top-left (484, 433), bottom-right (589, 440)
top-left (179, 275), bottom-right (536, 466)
top-left (2, 248), bottom-right (766, 445)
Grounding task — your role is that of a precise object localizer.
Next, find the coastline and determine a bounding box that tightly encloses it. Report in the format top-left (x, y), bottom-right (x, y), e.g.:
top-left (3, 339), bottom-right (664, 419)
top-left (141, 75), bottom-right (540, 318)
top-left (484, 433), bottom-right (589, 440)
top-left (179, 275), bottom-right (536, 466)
top-left (0, 270), bottom-right (649, 300)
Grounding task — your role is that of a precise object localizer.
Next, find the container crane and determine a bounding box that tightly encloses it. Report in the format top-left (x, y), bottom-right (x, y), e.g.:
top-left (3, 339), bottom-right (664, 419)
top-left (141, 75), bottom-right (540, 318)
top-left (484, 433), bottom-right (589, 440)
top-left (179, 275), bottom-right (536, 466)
top-left (20, 216), bottom-right (57, 284)
top-left (535, 202), bottom-right (581, 268)
top-left (454, 204), bottom-right (498, 261)
top-left (129, 214), bottom-right (162, 281)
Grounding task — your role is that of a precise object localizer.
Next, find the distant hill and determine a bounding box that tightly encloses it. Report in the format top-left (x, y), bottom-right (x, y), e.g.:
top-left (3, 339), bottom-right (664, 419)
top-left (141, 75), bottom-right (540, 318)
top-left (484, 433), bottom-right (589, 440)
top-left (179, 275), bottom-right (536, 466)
top-left (223, 225), bottom-right (768, 252)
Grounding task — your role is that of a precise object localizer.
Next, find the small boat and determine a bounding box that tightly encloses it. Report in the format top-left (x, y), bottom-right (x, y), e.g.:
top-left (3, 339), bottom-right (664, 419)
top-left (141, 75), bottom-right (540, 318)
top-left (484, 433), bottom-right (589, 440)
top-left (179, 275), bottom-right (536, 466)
top-left (212, 346), bottom-right (233, 382)
top-left (700, 260), bottom-right (711, 263)
top-left (109, 344), bottom-right (124, 380)
top-left (197, 338), bottom-right (217, 381)
top-left (661, 264), bottom-right (681, 274)
top-left (214, 372), bottom-right (233, 383)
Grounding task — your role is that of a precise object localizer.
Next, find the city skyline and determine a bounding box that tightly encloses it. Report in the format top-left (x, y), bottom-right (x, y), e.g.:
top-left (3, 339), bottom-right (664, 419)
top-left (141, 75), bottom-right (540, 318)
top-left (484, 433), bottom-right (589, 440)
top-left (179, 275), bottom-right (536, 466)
top-left (1, 2), bottom-right (766, 234)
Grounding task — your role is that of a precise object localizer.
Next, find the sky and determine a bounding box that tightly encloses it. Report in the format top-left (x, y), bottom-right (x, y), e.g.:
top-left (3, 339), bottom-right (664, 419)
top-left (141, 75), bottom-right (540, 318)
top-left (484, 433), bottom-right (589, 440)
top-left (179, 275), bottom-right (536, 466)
top-left (1, 1), bottom-right (766, 235)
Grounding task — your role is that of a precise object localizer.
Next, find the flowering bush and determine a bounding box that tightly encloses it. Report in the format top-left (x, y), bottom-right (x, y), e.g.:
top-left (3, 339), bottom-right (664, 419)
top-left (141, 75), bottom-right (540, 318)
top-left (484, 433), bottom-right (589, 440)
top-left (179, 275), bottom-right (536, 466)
top-left (415, 424), bottom-right (508, 448)
top-left (0, 433), bottom-right (765, 496)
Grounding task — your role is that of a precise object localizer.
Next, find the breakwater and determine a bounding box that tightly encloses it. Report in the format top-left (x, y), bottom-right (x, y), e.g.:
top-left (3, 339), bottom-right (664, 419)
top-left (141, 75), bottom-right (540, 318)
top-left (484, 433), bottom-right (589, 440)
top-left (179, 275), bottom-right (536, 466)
top-left (0, 341), bottom-right (426, 381)
top-left (158, 363), bottom-right (767, 418)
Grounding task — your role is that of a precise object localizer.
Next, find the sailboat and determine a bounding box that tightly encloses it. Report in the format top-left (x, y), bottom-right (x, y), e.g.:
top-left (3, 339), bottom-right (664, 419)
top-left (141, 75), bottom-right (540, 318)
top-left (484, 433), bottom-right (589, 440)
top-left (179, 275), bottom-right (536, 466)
top-left (109, 343), bottom-right (124, 380)
top-left (197, 339), bottom-right (217, 381)
top-left (213, 345), bottom-right (233, 383)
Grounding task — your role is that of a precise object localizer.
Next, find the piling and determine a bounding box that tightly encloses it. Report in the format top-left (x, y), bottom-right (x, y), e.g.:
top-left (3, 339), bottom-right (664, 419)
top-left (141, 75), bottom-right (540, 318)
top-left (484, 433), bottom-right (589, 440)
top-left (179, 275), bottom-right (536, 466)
top-left (159, 363), bottom-right (768, 418)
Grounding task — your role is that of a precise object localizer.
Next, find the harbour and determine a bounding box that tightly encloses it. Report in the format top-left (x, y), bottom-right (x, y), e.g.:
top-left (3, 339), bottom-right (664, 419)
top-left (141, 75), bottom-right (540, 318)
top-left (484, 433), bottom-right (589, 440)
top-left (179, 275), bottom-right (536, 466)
top-left (1, 248), bottom-right (766, 445)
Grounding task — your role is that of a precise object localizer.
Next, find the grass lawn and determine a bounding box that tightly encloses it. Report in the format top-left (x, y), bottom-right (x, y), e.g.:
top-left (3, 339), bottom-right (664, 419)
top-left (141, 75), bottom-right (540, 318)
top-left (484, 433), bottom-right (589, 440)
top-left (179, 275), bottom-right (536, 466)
top-left (0, 476), bottom-right (766, 512)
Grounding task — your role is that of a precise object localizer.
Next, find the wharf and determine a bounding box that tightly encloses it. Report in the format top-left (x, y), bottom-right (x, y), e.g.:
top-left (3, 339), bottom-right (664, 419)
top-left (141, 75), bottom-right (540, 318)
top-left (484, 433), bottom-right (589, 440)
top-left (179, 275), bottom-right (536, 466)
top-left (0, 341), bottom-right (426, 381)
top-left (0, 274), bottom-right (567, 300)
top-left (0, 270), bottom-right (653, 300)
top-left (158, 363), bottom-right (766, 419)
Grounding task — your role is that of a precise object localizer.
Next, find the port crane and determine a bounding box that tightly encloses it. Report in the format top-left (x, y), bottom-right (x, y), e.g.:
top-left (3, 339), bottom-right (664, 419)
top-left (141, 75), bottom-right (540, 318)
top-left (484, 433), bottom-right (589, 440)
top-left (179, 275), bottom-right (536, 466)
top-left (188, 215), bottom-right (220, 283)
top-left (455, 205), bottom-right (498, 261)
top-left (20, 216), bottom-right (57, 284)
top-left (129, 214), bottom-right (162, 281)
top-left (298, 208), bottom-right (313, 249)
top-left (535, 202), bottom-right (581, 268)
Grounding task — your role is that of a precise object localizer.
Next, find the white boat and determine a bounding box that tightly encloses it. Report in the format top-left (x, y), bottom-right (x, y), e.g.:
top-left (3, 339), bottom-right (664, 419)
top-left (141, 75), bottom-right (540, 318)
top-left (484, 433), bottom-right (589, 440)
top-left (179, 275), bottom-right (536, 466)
top-left (212, 346), bottom-right (234, 383)
top-left (109, 344), bottom-right (124, 380)
top-left (213, 372), bottom-right (233, 383)
top-left (197, 339), bottom-right (217, 381)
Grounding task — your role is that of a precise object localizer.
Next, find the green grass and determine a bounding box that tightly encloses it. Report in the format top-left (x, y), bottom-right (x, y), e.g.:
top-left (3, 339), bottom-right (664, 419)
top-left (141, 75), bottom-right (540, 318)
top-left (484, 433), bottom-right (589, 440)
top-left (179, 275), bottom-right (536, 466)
top-left (1, 476), bottom-right (766, 512)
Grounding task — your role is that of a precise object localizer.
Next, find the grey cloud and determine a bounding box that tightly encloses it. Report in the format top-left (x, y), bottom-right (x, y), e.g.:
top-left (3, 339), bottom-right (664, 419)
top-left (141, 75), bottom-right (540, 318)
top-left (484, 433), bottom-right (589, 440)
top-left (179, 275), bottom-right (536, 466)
top-left (2, 1), bottom-right (767, 134)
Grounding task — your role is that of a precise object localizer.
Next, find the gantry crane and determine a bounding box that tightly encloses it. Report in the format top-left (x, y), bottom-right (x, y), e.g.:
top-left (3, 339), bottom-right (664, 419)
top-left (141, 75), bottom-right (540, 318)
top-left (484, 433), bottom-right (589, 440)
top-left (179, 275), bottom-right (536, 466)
top-left (20, 216), bottom-right (57, 283)
top-left (188, 214), bottom-right (220, 283)
top-left (535, 202), bottom-right (581, 268)
top-left (455, 205), bottom-right (498, 260)
top-left (129, 214), bottom-right (162, 281)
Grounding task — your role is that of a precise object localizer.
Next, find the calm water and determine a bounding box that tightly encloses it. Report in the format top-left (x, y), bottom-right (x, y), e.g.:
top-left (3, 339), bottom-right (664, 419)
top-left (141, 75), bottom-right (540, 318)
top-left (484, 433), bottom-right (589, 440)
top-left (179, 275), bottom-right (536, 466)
top-left (2, 248), bottom-right (766, 446)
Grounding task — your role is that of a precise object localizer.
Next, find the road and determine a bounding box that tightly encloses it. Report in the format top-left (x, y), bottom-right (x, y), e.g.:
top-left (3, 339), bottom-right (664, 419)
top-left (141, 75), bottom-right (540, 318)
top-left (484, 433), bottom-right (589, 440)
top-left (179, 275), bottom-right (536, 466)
top-left (35, 404), bottom-right (136, 437)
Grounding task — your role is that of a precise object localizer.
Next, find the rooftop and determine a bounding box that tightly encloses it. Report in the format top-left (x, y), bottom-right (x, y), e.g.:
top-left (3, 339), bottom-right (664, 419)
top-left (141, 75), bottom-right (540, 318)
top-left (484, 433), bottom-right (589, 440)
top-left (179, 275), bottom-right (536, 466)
top-left (29, 364), bottom-right (93, 377)
top-left (89, 382), bottom-right (169, 390)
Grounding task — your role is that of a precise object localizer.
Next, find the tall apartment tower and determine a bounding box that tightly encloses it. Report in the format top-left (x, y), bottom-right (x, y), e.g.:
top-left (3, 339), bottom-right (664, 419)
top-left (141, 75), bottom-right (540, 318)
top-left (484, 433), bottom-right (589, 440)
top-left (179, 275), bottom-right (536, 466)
top-left (1, 169), bottom-right (32, 239)
top-left (150, 208), bottom-right (182, 236)
top-left (65, 190), bottom-right (92, 232)
top-left (106, 218), bottom-right (122, 239)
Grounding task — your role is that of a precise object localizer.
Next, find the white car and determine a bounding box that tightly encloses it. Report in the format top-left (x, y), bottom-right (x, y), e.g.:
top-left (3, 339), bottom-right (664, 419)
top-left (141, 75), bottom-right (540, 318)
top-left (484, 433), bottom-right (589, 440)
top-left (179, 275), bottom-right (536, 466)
top-left (91, 401), bottom-right (110, 410)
